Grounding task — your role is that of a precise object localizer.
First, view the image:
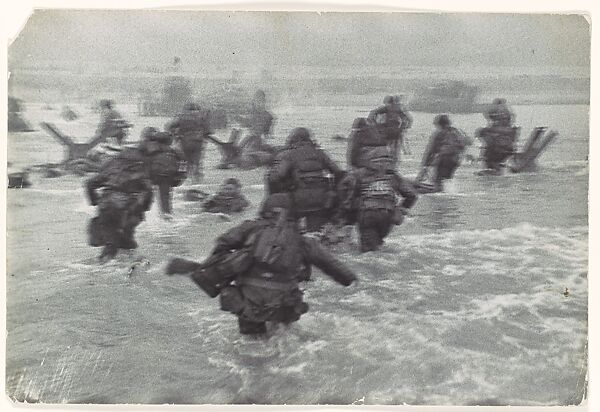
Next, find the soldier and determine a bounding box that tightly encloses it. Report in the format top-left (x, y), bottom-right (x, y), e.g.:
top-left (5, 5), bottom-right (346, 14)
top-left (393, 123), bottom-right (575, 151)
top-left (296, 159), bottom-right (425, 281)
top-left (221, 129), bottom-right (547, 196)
top-left (485, 98), bottom-right (514, 128)
top-left (337, 146), bottom-right (417, 252)
top-left (96, 99), bottom-right (130, 145)
top-left (166, 103), bottom-right (212, 184)
top-left (139, 127), bottom-right (187, 220)
top-left (86, 147), bottom-right (153, 262)
top-left (166, 193), bottom-right (356, 336)
top-left (368, 95), bottom-right (413, 163)
top-left (346, 117), bottom-right (388, 170)
top-left (202, 178), bottom-right (250, 214)
top-left (478, 98), bottom-right (518, 173)
top-left (417, 114), bottom-right (471, 191)
top-left (267, 127), bottom-right (344, 232)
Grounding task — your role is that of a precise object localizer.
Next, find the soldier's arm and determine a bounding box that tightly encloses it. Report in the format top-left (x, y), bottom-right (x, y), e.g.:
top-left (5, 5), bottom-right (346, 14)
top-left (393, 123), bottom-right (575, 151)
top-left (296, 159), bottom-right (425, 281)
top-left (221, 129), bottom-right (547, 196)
top-left (346, 131), bottom-right (359, 168)
top-left (320, 149), bottom-right (344, 180)
top-left (302, 236), bottom-right (356, 286)
top-left (213, 220), bottom-right (260, 253)
top-left (367, 105), bottom-right (385, 123)
top-left (336, 172), bottom-right (359, 221)
top-left (85, 174), bottom-right (107, 206)
top-left (399, 109), bottom-right (413, 129)
top-left (267, 154), bottom-right (292, 186)
top-left (421, 132), bottom-right (439, 167)
top-left (392, 173), bottom-right (418, 209)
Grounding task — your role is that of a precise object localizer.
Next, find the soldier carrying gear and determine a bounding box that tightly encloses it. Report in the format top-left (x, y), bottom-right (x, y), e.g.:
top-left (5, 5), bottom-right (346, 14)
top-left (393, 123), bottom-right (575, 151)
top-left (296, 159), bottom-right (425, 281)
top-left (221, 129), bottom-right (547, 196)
top-left (267, 127), bottom-right (345, 232)
top-left (478, 98), bottom-right (519, 174)
top-left (485, 98), bottom-right (514, 128)
top-left (139, 129), bottom-right (187, 220)
top-left (166, 193), bottom-right (357, 336)
top-left (417, 114), bottom-right (472, 191)
top-left (202, 177), bottom-right (250, 214)
top-left (337, 146), bottom-right (417, 252)
top-left (86, 147), bottom-right (154, 262)
top-left (166, 102), bottom-right (212, 184)
top-left (367, 95), bottom-right (413, 164)
top-left (346, 117), bottom-right (389, 169)
top-left (96, 99), bottom-right (131, 146)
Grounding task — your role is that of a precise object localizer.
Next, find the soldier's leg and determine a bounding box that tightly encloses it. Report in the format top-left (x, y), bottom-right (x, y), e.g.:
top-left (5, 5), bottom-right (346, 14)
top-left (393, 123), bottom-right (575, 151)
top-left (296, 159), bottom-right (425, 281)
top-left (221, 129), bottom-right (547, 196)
top-left (97, 208), bottom-right (120, 260)
top-left (238, 317), bottom-right (267, 335)
top-left (358, 210), bottom-right (382, 252)
top-left (190, 147), bottom-right (202, 183)
top-left (377, 211), bottom-right (394, 246)
top-left (157, 181), bottom-right (172, 214)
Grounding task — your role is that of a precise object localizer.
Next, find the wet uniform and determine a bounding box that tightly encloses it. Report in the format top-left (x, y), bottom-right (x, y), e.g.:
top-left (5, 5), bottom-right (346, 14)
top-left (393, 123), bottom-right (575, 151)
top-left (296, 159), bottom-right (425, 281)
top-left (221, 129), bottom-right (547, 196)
top-left (338, 168), bottom-right (417, 252)
top-left (213, 208), bottom-right (356, 334)
top-left (479, 103), bottom-right (517, 171)
top-left (86, 148), bottom-right (153, 259)
top-left (368, 103), bottom-right (412, 162)
top-left (97, 108), bottom-right (128, 145)
top-left (421, 126), bottom-right (470, 187)
top-left (346, 119), bottom-right (389, 169)
top-left (140, 133), bottom-right (186, 216)
top-left (166, 110), bottom-right (211, 183)
top-left (268, 138), bottom-right (344, 232)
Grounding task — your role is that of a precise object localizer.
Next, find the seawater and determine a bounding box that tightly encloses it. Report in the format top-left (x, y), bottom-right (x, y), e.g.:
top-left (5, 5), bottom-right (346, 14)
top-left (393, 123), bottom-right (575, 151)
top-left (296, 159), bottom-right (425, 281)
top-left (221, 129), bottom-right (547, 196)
top-left (5, 103), bottom-right (588, 405)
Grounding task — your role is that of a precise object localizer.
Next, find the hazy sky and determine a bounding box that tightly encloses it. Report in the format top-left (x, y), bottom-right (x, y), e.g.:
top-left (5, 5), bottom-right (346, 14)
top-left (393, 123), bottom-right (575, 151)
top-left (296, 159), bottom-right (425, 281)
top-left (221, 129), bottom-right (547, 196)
top-left (8, 10), bottom-right (590, 69)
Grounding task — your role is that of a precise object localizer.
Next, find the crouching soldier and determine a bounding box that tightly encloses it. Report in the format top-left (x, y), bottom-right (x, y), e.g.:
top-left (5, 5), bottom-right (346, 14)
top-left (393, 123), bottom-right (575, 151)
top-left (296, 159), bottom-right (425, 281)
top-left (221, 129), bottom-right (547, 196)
top-left (202, 177), bottom-right (250, 214)
top-left (166, 193), bottom-right (357, 336)
top-left (86, 147), bottom-right (153, 262)
top-left (337, 146), bottom-right (417, 253)
top-left (139, 127), bottom-right (187, 220)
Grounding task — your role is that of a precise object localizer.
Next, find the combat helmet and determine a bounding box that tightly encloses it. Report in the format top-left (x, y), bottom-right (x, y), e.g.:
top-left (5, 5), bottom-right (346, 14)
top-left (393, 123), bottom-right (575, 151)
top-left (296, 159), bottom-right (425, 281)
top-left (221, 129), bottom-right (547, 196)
top-left (286, 127), bottom-right (312, 146)
top-left (433, 114), bottom-right (451, 127)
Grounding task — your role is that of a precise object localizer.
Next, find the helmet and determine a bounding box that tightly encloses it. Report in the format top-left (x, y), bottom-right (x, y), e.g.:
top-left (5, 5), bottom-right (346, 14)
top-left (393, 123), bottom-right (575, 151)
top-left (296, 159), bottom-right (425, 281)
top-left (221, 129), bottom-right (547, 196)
top-left (352, 117), bottom-right (367, 129)
top-left (367, 146), bottom-right (394, 162)
top-left (99, 99), bottom-right (113, 109)
top-left (433, 114), bottom-right (451, 127)
top-left (260, 193), bottom-right (293, 217)
top-left (286, 127), bottom-right (312, 146)
top-left (141, 126), bottom-right (159, 140)
top-left (383, 95), bottom-right (394, 104)
top-left (492, 98), bottom-right (506, 105)
top-left (183, 102), bottom-right (200, 111)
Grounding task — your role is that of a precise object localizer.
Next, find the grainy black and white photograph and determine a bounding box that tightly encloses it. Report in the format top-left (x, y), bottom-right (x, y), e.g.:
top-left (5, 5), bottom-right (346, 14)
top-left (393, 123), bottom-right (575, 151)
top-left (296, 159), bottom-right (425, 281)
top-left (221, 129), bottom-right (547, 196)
top-left (4, 4), bottom-right (591, 408)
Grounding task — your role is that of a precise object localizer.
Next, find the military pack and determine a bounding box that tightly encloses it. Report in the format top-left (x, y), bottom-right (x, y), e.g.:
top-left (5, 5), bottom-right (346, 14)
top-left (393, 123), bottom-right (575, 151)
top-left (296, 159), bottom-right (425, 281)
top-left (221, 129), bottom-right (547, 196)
top-left (149, 149), bottom-right (187, 185)
top-left (360, 174), bottom-right (397, 211)
top-left (100, 148), bottom-right (147, 190)
top-left (252, 209), bottom-right (302, 273)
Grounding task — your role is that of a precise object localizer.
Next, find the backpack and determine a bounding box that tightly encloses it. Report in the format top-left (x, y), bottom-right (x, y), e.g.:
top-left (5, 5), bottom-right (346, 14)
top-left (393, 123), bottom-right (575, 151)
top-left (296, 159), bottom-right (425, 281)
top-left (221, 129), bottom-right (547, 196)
top-left (252, 210), bottom-right (302, 274)
top-left (150, 149), bottom-right (187, 186)
top-left (438, 127), bottom-right (467, 156)
top-left (100, 148), bottom-right (147, 190)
